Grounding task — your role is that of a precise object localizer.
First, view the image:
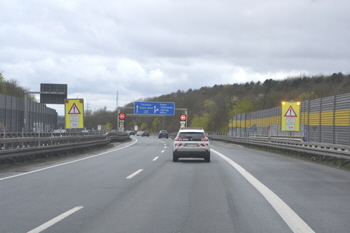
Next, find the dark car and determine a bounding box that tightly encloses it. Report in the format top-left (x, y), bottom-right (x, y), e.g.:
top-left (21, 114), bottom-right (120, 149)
top-left (158, 130), bottom-right (168, 138)
top-left (142, 131), bottom-right (150, 137)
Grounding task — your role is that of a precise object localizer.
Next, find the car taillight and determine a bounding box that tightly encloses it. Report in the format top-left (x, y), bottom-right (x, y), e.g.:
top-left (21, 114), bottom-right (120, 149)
top-left (201, 138), bottom-right (209, 141)
top-left (175, 138), bottom-right (183, 141)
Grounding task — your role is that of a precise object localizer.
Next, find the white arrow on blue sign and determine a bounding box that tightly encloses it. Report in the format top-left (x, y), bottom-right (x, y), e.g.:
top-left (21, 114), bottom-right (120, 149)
top-left (134, 102), bottom-right (175, 115)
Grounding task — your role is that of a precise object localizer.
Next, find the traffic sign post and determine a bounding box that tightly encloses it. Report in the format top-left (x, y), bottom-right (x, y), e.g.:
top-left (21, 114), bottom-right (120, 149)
top-left (134, 102), bottom-right (175, 115)
top-left (281, 101), bottom-right (301, 131)
top-left (179, 114), bottom-right (187, 127)
top-left (119, 113), bottom-right (126, 130)
top-left (119, 113), bottom-right (126, 120)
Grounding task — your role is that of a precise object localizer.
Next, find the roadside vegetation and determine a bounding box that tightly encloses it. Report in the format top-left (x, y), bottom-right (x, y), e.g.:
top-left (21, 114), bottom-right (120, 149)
top-left (2, 71), bottom-right (350, 134)
top-left (0, 72), bottom-right (36, 101)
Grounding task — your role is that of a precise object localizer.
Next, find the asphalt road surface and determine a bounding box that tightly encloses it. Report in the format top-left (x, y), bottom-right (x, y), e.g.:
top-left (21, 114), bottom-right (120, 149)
top-left (1, 136), bottom-right (350, 233)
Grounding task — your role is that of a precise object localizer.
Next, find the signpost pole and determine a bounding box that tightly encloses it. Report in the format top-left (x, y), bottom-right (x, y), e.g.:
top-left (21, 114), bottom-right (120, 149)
top-left (24, 92), bottom-right (28, 132)
top-left (117, 108), bottom-right (120, 132)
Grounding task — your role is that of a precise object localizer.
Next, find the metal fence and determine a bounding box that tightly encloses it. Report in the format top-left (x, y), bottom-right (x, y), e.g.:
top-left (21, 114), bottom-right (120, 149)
top-left (0, 94), bottom-right (57, 133)
top-left (229, 93), bottom-right (350, 145)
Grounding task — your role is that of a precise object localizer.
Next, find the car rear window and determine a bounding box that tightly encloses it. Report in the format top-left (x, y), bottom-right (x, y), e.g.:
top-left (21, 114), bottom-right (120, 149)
top-left (178, 132), bottom-right (205, 141)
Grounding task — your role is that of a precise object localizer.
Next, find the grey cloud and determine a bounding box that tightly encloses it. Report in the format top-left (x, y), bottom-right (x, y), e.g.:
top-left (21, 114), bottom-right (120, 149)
top-left (1, 0), bottom-right (350, 115)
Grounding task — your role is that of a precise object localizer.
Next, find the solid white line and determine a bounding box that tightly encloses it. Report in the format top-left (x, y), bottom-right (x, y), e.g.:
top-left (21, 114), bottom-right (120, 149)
top-left (153, 156), bottom-right (159, 161)
top-left (0, 139), bottom-right (138, 182)
top-left (27, 206), bottom-right (83, 233)
top-left (126, 169), bottom-right (143, 179)
top-left (211, 149), bottom-right (315, 233)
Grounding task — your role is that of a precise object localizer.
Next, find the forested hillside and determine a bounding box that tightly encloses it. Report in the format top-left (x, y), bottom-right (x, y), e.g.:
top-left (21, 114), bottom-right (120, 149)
top-left (3, 71), bottom-right (350, 134)
top-left (119, 73), bottom-right (350, 133)
top-left (0, 72), bottom-right (36, 101)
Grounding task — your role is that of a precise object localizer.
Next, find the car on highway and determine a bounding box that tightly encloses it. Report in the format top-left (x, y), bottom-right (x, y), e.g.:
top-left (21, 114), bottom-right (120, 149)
top-left (158, 130), bottom-right (168, 138)
top-left (136, 131), bottom-right (143, 136)
top-left (142, 131), bottom-right (150, 137)
top-left (172, 127), bottom-right (210, 162)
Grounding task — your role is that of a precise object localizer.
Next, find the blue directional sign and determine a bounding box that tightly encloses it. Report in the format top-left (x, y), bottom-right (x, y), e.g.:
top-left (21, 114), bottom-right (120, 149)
top-left (134, 102), bottom-right (175, 115)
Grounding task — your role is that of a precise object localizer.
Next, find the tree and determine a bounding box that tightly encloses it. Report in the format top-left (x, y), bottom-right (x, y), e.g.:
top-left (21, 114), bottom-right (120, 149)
top-left (140, 123), bottom-right (148, 131)
top-left (229, 98), bottom-right (254, 118)
top-left (102, 122), bottom-right (112, 131)
top-left (190, 113), bottom-right (210, 131)
top-left (152, 118), bottom-right (161, 132)
top-left (0, 72), bottom-right (6, 94)
top-left (298, 92), bottom-right (318, 101)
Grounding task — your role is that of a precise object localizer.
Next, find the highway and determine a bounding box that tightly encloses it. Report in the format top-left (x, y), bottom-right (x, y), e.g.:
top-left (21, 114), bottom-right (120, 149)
top-left (1, 136), bottom-right (350, 233)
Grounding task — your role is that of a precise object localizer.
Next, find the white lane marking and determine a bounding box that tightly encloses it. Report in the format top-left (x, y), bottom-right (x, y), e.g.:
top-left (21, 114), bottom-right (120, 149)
top-left (153, 156), bottom-right (159, 161)
top-left (161, 150), bottom-right (165, 153)
top-left (212, 149), bottom-right (315, 233)
top-left (27, 206), bottom-right (83, 233)
top-left (126, 169), bottom-right (143, 179)
top-left (0, 139), bottom-right (138, 182)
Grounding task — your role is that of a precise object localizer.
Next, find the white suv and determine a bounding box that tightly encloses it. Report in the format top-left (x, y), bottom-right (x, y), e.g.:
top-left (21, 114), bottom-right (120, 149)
top-left (172, 127), bottom-right (210, 162)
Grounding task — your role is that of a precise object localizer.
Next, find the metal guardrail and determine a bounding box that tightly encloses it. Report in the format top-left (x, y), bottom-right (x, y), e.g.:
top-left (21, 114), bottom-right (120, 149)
top-left (0, 132), bottom-right (130, 164)
top-left (210, 135), bottom-right (350, 167)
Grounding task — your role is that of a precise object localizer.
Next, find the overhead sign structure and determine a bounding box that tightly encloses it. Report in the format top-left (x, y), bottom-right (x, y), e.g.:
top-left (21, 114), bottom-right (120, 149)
top-left (134, 102), bottom-right (175, 115)
top-left (281, 101), bottom-right (301, 131)
top-left (40, 83), bottom-right (67, 104)
top-left (65, 99), bottom-right (84, 129)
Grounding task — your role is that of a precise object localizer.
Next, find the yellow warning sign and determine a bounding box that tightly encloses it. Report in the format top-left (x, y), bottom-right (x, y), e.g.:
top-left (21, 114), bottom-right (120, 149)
top-left (281, 101), bottom-right (300, 131)
top-left (284, 106), bottom-right (297, 117)
top-left (68, 103), bottom-right (81, 114)
top-left (65, 99), bottom-right (84, 129)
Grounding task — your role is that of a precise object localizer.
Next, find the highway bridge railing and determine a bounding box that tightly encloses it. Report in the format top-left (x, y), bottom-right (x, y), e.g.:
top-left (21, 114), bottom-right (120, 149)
top-left (210, 135), bottom-right (350, 167)
top-left (0, 132), bottom-right (130, 164)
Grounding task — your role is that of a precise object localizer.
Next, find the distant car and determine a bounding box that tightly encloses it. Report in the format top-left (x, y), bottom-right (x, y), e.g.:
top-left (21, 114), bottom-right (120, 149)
top-left (158, 130), bottom-right (168, 138)
top-left (136, 131), bottom-right (143, 136)
top-left (173, 127), bottom-right (210, 162)
top-left (142, 131), bottom-right (150, 137)
top-left (129, 131), bottom-right (136, 135)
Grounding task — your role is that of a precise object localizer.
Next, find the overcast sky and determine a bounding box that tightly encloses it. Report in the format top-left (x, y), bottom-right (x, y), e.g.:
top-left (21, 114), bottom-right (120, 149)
top-left (1, 0), bottom-right (349, 115)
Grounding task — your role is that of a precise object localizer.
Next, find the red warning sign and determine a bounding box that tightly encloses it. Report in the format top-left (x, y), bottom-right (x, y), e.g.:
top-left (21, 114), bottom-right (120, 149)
top-left (284, 106), bottom-right (297, 117)
top-left (180, 114), bottom-right (187, 121)
top-left (68, 103), bottom-right (81, 114)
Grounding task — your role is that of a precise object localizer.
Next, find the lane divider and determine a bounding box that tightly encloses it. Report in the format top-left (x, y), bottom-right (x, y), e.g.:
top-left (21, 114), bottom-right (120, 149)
top-left (27, 206), bottom-right (83, 233)
top-left (126, 169), bottom-right (143, 179)
top-left (211, 149), bottom-right (315, 233)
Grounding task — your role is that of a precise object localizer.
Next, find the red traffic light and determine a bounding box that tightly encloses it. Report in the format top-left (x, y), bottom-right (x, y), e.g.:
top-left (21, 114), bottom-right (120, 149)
top-left (179, 114), bottom-right (187, 121)
top-left (119, 113), bottom-right (126, 120)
